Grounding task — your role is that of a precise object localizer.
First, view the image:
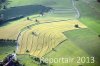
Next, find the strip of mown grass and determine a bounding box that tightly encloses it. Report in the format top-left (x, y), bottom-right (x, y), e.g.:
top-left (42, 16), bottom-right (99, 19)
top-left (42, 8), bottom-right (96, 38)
top-left (75, 0), bottom-right (100, 33)
top-left (44, 28), bottom-right (100, 66)
top-left (8, 0), bottom-right (73, 8)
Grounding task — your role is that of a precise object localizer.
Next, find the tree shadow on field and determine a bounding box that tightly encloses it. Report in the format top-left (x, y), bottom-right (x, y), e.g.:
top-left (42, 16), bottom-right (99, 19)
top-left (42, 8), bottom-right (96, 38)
top-left (0, 5), bottom-right (52, 26)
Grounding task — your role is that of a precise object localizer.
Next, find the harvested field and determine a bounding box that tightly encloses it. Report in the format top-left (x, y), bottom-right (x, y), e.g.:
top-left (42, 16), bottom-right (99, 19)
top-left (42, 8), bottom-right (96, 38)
top-left (17, 20), bottom-right (87, 57)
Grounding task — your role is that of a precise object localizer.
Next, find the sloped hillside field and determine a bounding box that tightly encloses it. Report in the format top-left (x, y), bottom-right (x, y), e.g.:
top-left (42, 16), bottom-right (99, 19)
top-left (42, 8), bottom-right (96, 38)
top-left (0, 0), bottom-right (100, 66)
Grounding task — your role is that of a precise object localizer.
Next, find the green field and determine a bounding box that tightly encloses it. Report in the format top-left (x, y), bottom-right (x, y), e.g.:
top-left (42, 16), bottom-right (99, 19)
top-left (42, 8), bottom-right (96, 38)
top-left (0, 0), bottom-right (100, 66)
top-left (76, 0), bottom-right (100, 33)
top-left (8, 0), bottom-right (74, 10)
top-left (44, 28), bottom-right (100, 66)
top-left (6, 0), bottom-right (77, 20)
top-left (0, 40), bottom-right (16, 59)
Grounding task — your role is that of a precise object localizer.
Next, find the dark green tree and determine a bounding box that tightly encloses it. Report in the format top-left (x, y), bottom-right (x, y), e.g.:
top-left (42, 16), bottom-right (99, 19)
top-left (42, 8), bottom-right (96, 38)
top-left (0, 0), bottom-right (10, 9)
top-left (97, 0), bottom-right (100, 2)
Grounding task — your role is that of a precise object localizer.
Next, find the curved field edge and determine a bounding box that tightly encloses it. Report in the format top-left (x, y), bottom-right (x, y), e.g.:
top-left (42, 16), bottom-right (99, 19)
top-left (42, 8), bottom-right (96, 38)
top-left (17, 20), bottom-right (87, 57)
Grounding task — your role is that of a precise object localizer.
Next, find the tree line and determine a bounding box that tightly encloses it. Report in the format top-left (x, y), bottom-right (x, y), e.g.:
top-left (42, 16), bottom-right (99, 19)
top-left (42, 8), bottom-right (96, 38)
top-left (0, 39), bottom-right (16, 42)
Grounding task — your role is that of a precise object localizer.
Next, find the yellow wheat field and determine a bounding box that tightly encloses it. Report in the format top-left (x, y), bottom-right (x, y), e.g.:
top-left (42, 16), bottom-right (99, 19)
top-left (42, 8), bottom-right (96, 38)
top-left (0, 18), bottom-right (35, 40)
top-left (17, 20), bottom-right (87, 57)
top-left (0, 15), bottom-right (67, 40)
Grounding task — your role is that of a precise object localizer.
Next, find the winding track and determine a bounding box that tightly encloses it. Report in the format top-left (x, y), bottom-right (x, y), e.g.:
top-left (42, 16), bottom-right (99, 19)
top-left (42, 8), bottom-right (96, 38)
top-left (72, 0), bottom-right (80, 18)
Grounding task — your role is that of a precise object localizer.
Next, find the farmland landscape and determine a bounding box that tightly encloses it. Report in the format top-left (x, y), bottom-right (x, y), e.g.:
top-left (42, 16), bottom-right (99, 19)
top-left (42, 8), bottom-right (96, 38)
top-left (0, 0), bottom-right (100, 66)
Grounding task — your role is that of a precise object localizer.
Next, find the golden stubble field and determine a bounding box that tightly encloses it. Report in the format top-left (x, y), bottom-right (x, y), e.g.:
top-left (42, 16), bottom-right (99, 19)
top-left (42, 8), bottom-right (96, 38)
top-left (0, 18), bottom-right (34, 40)
top-left (16, 20), bottom-right (87, 57)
